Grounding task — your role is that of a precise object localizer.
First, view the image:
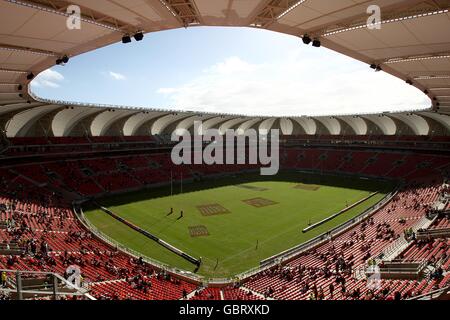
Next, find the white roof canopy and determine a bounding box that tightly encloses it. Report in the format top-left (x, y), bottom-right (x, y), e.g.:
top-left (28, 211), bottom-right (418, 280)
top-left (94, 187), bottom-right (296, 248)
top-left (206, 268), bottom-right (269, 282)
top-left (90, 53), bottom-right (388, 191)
top-left (0, 0), bottom-right (449, 137)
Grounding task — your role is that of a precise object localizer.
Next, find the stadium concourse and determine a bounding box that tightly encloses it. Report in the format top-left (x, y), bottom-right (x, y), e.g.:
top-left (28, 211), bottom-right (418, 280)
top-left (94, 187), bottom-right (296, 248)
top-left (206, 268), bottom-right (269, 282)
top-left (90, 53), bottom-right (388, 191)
top-left (0, 0), bottom-right (449, 301)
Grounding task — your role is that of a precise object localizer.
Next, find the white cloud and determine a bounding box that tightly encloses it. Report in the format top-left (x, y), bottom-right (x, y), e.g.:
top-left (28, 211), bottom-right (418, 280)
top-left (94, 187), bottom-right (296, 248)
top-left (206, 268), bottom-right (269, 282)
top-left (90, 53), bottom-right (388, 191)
top-left (31, 69), bottom-right (64, 88)
top-left (158, 87), bottom-right (177, 94)
top-left (204, 56), bottom-right (257, 75)
top-left (156, 53), bottom-right (429, 117)
top-left (109, 71), bottom-right (126, 81)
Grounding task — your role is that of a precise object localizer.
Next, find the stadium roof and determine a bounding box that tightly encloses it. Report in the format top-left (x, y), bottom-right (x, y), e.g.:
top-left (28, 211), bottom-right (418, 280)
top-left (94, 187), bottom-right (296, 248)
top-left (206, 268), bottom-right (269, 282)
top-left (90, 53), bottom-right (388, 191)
top-left (0, 0), bottom-right (449, 137)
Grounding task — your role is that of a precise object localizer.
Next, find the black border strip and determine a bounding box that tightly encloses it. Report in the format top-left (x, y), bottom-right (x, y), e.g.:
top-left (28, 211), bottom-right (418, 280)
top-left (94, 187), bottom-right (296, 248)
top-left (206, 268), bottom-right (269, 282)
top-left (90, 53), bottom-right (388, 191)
top-left (96, 204), bottom-right (201, 266)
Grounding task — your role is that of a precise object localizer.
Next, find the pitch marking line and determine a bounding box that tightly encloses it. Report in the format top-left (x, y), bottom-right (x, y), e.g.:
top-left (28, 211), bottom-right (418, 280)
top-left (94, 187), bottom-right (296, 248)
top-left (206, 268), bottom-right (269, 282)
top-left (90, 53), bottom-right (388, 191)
top-left (235, 184), bottom-right (269, 192)
top-left (294, 183), bottom-right (320, 191)
top-left (196, 204), bottom-right (230, 216)
top-left (188, 225), bottom-right (209, 237)
top-left (242, 197), bottom-right (278, 208)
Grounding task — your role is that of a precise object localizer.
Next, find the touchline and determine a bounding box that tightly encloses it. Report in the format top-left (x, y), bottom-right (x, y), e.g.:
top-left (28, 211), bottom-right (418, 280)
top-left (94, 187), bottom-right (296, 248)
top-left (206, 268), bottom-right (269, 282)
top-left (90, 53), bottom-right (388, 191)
top-left (171, 121), bottom-right (280, 176)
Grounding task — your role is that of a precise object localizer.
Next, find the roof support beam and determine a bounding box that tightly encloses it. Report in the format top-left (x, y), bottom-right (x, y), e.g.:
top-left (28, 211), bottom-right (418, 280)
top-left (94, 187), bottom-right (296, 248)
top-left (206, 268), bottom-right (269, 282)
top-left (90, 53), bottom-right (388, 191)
top-left (0, 44), bottom-right (58, 57)
top-left (319, 2), bottom-right (450, 37)
top-left (383, 52), bottom-right (450, 65)
top-left (251, 0), bottom-right (307, 28)
top-left (158, 0), bottom-right (202, 27)
top-left (0, 68), bottom-right (28, 75)
top-left (414, 75), bottom-right (450, 80)
top-left (6, 0), bottom-right (131, 32)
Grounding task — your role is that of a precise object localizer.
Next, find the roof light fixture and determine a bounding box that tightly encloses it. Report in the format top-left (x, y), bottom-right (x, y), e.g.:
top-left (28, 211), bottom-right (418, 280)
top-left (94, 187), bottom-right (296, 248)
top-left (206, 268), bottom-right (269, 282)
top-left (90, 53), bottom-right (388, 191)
top-left (134, 32), bottom-right (144, 41)
top-left (302, 34), bottom-right (312, 45)
top-left (312, 39), bottom-right (321, 47)
top-left (122, 35), bottom-right (132, 44)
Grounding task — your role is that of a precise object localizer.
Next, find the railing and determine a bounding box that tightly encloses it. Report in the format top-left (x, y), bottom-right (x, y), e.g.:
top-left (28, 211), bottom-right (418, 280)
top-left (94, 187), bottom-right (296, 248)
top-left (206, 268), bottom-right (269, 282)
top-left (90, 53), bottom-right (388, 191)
top-left (378, 236), bottom-right (408, 262)
top-left (375, 260), bottom-right (428, 274)
top-left (0, 269), bottom-right (95, 300)
top-left (353, 265), bottom-right (367, 280)
top-left (407, 285), bottom-right (450, 300)
top-left (375, 210), bottom-right (438, 263)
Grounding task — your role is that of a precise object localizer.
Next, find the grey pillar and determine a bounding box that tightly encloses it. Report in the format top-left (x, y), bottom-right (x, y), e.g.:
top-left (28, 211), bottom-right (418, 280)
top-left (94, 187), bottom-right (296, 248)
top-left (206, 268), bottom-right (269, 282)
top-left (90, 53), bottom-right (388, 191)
top-left (15, 272), bottom-right (23, 300)
top-left (53, 274), bottom-right (58, 300)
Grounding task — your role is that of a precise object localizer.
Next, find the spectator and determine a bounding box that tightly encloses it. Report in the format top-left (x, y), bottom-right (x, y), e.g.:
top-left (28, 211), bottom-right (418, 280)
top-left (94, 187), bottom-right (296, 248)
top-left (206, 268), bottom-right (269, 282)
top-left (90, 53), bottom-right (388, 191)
top-left (1, 271), bottom-right (7, 288)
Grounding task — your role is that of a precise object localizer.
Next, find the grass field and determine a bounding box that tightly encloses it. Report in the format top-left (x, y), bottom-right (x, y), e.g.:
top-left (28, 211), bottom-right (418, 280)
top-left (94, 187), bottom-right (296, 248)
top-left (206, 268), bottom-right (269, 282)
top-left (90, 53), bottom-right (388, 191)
top-left (84, 172), bottom-right (394, 278)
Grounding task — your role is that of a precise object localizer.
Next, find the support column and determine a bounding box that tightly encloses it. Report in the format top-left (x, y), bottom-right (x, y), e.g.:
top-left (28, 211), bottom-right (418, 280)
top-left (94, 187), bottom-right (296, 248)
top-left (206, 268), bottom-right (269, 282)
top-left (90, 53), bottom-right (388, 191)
top-left (52, 274), bottom-right (58, 300)
top-left (15, 272), bottom-right (22, 300)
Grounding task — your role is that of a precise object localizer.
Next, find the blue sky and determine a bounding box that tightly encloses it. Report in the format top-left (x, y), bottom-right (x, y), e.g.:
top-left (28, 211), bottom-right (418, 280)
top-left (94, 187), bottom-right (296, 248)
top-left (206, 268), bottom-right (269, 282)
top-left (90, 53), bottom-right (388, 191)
top-left (31, 26), bottom-right (429, 116)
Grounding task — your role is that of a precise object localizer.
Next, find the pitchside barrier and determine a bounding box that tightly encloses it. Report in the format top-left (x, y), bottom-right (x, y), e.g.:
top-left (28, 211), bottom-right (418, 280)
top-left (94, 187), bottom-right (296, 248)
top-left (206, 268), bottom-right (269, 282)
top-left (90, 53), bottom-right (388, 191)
top-left (253, 188), bottom-right (398, 275)
top-left (301, 191), bottom-right (379, 233)
top-left (96, 205), bottom-right (201, 266)
top-left (75, 207), bottom-right (204, 284)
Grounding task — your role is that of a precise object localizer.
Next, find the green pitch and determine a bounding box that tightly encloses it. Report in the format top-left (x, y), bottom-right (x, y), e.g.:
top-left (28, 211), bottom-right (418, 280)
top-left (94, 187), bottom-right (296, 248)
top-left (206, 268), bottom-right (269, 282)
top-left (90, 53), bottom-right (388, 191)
top-left (84, 172), bottom-right (393, 278)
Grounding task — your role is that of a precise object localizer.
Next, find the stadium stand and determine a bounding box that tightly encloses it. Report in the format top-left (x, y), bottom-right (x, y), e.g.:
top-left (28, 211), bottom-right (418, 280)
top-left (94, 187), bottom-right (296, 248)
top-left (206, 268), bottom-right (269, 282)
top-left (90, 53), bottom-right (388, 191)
top-left (1, 0), bottom-right (450, 301)
top-left (0, 141), bottom-right (449, 300)
top-left (242, 178), bottom-right (449, 300)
